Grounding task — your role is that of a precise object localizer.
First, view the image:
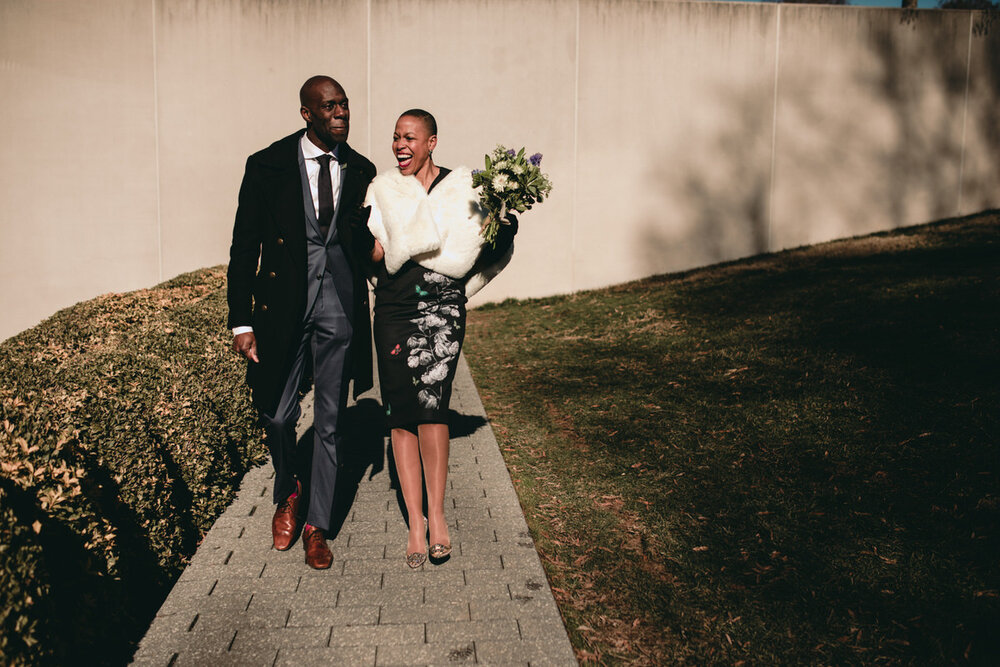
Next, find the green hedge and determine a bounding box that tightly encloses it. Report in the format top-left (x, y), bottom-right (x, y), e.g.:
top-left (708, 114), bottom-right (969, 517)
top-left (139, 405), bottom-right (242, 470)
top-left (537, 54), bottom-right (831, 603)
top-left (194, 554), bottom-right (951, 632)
top-left (0, 267), bottom-right (265, 665)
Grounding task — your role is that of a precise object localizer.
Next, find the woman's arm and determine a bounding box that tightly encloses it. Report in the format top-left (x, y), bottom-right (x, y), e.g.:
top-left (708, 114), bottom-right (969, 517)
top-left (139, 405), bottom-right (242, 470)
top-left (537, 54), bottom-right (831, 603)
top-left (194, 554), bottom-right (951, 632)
top-left (345, 204), bottom-right (380, 275)
top-left (471, 213), bottom-right (518, 276)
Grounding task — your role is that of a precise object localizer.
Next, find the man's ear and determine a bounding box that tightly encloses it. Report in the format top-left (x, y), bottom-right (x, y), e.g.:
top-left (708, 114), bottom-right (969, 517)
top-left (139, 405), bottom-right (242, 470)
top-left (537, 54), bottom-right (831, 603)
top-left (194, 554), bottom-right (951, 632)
top-left (300, 106), bottom-right (311, 125)
top-left (428, 135), bottom-right (438, 152)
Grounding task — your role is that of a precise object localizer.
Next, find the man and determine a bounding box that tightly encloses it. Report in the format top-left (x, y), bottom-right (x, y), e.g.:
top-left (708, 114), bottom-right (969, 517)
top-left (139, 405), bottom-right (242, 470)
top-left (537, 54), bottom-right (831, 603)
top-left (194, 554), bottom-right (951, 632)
top-left (227, 76), bottom-right (376, 569)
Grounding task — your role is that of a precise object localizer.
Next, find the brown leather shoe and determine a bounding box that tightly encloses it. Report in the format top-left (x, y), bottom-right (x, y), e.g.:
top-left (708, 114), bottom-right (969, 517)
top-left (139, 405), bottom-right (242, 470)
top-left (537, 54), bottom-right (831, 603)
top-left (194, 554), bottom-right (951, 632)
top-left (271, 482), bottom-right (301, 551)
top-left (302, 524), bottom-right (333, 570)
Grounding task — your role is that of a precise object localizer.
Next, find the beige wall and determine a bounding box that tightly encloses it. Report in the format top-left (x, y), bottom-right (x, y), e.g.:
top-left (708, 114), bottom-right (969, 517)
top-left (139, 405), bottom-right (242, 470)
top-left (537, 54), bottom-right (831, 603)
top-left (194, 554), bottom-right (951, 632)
top-left (1, 0), bottom-right (160, 340)
top-left (771, 8), bottom-right (974, 249)
top-left (155, 0), bottom-right (371, 281)
top-left (2, 0), bottom-right (997, 340)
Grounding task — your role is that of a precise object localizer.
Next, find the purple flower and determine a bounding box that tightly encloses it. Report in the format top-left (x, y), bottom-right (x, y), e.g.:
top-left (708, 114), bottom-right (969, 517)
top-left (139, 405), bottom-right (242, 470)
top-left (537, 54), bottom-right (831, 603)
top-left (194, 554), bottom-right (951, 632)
top-left (529, 153), bottom-right (543, 166)
top-left (506, 148), bottom-right (516, 157)
top-left (472, 169), bottom-right (483, 175)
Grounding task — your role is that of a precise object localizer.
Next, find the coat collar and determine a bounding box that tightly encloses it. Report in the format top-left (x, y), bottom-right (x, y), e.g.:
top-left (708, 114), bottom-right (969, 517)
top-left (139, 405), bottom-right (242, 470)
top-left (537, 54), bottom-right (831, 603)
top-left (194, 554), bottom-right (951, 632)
top-left (258, 129), bottom-right (363, 171)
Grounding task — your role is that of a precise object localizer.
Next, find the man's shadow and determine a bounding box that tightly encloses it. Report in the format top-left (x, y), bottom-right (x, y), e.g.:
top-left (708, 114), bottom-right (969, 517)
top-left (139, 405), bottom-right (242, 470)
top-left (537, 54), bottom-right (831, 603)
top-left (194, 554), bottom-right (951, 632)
top-left (294, 397), bottom-right (387, 538)
top-left (295, 404), bottom-right (488, 538)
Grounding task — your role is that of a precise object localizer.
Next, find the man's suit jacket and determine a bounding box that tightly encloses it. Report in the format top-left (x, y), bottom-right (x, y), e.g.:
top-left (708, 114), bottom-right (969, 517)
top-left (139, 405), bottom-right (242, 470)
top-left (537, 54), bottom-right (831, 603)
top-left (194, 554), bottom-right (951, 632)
top-left (227, 130), bottom-right (376, 415)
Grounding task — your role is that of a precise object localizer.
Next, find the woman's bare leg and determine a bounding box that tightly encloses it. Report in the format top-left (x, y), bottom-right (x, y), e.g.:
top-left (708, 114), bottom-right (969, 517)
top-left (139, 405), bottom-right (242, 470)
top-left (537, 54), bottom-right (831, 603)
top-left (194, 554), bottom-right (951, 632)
top-left (418, 422), bottom-right (450, 549)
top-left (391, 427), bottom-right (426, 557)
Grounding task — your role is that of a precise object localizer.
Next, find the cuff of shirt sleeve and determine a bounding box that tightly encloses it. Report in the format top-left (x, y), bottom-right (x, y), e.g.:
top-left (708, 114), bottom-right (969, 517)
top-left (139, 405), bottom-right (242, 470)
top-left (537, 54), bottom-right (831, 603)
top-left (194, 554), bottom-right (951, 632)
top-left (232, 326), bottom-right (254, 336)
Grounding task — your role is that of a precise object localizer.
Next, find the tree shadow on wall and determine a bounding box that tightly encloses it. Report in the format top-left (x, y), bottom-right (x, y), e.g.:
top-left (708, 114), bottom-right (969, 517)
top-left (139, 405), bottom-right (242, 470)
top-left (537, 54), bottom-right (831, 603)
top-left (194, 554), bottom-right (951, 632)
top-left (636, 12), bottom-right (999, 277)
top-left (876, 11), bottom-right (1000, 217)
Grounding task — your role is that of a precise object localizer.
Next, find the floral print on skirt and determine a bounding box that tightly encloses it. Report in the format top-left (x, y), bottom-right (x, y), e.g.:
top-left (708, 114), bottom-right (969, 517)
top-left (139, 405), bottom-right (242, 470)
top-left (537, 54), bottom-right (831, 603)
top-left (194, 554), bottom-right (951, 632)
top-left (373, 260), bottom-right (467, 428)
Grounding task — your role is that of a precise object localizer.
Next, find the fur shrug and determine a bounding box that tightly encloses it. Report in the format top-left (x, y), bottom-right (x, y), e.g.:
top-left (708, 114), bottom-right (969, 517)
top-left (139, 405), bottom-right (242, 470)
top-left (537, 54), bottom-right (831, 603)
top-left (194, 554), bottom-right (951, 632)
top-left (365, 166), bottom-right (511, 297)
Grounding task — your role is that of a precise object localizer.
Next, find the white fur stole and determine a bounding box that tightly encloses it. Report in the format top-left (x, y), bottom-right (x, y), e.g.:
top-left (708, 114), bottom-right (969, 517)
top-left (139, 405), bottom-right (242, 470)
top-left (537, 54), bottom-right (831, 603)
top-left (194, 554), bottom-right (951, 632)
top-left (366, 167), bottom-right (511, 297)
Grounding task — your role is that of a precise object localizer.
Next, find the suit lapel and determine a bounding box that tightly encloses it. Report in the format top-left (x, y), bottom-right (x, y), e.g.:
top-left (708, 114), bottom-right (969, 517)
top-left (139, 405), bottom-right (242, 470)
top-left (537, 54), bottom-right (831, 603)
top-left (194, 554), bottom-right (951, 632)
top-left (278, 161), bottom-right (307, 255)
top-left (337, 145), bottom-right (365, 221)
top-left (296, 145), bottom-right (323, 240)
top-left (262, 133), bottom-right (308, 262)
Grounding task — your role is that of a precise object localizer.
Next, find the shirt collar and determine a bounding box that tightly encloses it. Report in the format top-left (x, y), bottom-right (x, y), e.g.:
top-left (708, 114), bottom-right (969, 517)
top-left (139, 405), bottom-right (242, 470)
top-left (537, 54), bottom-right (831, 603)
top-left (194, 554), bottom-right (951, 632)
top-left (300, 132), bottom-right (340, 161)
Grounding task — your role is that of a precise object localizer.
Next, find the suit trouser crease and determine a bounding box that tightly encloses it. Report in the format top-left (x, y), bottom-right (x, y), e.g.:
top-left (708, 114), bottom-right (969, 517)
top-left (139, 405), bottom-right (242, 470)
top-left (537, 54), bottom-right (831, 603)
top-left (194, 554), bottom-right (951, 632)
top-left (262, 272), bottom-right (352, 531)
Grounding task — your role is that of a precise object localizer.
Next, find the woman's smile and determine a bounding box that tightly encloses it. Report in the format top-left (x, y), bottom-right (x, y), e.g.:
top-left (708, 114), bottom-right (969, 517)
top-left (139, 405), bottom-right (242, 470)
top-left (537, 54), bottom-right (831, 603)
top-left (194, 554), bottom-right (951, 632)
top-left (392, 115), bottom-right (436, 180)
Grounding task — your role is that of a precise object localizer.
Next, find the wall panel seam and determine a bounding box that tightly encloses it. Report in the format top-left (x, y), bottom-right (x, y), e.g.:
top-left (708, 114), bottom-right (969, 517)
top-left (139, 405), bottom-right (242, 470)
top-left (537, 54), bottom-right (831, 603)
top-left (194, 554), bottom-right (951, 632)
top-left (956, 11), bottom-right (973, 215)
top-left (367, 0), bottom-right (372, 159)
top-left (571, 0), bottom-right (580, 293)
top-left (767, 6), bottom-right (782, 253)
top-left (152, 0), bottom-right (163, 281)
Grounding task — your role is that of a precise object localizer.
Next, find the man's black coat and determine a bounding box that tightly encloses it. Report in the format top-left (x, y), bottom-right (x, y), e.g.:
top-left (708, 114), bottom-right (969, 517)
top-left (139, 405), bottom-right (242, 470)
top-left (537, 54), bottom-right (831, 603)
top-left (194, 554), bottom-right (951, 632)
top-left (227, 130), bottom-right (376, 415)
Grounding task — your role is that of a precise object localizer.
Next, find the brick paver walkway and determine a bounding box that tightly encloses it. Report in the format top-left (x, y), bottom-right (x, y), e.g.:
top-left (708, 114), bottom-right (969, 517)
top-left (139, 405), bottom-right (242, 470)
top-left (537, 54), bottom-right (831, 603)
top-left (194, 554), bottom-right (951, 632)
top-left (131, 355), bottom-right (576, 666)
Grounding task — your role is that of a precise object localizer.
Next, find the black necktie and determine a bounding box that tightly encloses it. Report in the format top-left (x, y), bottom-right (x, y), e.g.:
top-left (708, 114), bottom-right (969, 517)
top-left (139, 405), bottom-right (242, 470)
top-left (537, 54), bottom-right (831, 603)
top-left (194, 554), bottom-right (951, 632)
top-left (316, 154), bottom-right (335, 238)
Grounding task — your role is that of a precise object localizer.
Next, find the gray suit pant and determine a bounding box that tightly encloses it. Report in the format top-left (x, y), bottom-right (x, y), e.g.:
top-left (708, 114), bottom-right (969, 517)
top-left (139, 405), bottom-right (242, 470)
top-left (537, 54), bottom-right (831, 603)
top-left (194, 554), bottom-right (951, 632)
top-left (262, 273), bottom-right (352, 531)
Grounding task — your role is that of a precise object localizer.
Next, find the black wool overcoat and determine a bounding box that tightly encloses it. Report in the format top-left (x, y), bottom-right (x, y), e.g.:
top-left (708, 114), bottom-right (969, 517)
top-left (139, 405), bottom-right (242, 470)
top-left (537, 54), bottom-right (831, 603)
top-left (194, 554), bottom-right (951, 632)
top-left (226, 130), bottom-right (376, 415)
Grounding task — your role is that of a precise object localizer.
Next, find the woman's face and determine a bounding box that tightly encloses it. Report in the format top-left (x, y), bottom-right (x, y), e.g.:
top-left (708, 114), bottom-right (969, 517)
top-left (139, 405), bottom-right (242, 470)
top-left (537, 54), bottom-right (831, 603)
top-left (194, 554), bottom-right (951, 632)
top-left (393, 115), bottom-right (437, 176)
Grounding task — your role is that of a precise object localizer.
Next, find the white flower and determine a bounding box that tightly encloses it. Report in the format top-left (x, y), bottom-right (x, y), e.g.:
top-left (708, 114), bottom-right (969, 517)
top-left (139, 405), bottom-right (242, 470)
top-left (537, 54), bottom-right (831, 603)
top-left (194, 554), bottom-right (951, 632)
top-left (418, 350), bottom-right (434, 366)
top-left (492, 174), bottom-right (510, 192)
top-left (421, 362), bottom-right (450, 384)
top-left (424, 272), bottom-right (449, 284)
top-left (407, 355), bottom-right (421, 368)
top-left (511, 164), bottom-right (524, 175)
top-left (418, 389), bottom-right (439, 409)
top-left (406, 335), bottom-right (423, 348)
top-left (435, 340), bottom-right (459, 358)
top-left (423, 314), bottom-right (447, 328)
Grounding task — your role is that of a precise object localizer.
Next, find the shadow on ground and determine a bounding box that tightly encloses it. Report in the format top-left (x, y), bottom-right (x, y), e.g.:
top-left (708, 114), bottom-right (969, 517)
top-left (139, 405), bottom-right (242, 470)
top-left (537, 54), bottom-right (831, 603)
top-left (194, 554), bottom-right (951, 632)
top-left (293, 399), bottom-right (490, 539)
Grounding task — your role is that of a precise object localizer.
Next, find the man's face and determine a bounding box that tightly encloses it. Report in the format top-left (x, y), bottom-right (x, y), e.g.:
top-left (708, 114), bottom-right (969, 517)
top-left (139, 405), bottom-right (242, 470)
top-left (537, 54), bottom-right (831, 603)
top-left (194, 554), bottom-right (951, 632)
top-left (301, 80), bottom-right (350, 151)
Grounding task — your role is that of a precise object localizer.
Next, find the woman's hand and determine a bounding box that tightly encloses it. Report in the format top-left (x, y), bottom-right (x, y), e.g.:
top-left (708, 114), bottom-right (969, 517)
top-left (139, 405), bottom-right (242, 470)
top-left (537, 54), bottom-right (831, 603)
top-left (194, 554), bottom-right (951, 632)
top-left (504, 212), bottom-right (519, 232)
top-left (371, 238), bottom-right (385, 263)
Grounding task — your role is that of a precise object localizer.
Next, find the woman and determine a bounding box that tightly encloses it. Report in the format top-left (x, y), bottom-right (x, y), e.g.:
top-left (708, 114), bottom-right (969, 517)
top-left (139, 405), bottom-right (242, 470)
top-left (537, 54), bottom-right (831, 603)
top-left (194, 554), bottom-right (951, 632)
top-left (365, 110), bottom-right (515, 567)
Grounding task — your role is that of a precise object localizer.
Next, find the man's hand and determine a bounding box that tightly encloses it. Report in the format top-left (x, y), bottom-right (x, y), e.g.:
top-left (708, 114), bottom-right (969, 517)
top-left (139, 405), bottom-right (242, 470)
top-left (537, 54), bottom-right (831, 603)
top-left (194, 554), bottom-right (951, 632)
top-left (371, 238), bottom-right (385, 263)
top-left (233, 332), bottom-right (259, 363)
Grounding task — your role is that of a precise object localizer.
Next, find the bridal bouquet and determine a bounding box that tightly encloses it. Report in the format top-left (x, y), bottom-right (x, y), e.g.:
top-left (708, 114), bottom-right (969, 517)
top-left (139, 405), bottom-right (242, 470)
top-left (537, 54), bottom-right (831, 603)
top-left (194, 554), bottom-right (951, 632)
top-left (472, 145), bottom-right (553, 247)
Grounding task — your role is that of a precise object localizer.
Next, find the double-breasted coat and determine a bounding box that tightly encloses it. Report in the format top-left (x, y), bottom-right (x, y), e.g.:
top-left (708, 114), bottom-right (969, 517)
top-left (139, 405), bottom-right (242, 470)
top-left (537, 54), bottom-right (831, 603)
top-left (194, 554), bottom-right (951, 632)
top-left (227, 130), bottom-right (376, 415)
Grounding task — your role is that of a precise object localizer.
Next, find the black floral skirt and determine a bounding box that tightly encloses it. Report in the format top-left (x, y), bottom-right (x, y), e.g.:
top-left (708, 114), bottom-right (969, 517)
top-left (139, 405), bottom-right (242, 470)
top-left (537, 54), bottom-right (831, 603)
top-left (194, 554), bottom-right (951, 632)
top-left (373, 260), bottom-right (467, 429)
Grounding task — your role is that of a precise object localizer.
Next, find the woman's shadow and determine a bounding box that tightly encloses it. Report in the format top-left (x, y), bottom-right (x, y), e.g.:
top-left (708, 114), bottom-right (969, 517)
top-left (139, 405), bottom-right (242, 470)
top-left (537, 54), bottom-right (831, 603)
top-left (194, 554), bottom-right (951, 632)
top-left (296, 400), bottom-right (487, 538)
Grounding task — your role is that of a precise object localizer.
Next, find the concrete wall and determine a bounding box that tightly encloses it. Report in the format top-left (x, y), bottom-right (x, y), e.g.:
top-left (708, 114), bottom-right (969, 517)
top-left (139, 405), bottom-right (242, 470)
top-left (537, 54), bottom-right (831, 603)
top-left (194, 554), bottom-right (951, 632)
top-left (2, 0), bottom-right (997, 340)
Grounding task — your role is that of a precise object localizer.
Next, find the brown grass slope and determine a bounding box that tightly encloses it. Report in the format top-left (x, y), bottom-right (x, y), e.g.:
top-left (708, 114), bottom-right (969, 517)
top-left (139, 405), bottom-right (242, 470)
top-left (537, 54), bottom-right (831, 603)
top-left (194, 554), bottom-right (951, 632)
top-left (465, 211), bottom-right (1000, 665)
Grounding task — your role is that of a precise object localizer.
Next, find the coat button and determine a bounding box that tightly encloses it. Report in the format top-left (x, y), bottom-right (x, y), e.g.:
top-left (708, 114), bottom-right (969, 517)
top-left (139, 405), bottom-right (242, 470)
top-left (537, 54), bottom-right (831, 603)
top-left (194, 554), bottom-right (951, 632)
top-left (261, 304), bottom-right (269, 312)
top-left (268, 271), bottom-right (276, 278)
top-left (277, 237), bottom-right (284, 245)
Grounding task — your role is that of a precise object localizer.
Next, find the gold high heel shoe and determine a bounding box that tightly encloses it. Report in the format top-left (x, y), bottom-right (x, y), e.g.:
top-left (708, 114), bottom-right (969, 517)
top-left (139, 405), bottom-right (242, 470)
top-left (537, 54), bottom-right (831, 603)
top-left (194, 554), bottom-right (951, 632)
top-left (406, 550), bottom-right (426, 568)
top-left (428, 516), bottom-right (451, 561)
top-left (429, 542), bottom-right (452, 560)
top-left (405, 516), bottom-right (429, 569)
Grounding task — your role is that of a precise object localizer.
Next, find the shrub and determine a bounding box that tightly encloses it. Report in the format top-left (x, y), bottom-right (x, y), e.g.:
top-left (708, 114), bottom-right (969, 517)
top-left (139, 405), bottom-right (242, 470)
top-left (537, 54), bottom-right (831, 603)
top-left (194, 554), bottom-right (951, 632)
top-left (0, 267), bottom-right (265, 665)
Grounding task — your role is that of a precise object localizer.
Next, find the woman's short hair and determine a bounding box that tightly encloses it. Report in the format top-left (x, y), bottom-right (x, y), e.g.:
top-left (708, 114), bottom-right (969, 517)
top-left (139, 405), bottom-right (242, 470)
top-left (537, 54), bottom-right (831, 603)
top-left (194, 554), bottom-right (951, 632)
top-left (400, 109), bottom-right (437, 136)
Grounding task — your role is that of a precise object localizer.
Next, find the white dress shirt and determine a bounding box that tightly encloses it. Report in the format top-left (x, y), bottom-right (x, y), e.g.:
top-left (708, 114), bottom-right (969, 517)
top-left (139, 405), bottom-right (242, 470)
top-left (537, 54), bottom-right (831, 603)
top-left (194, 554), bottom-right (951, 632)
top-left (232, 134), bottom-right (341, 337)
top-left (299, 132), bottom-right (341, 222)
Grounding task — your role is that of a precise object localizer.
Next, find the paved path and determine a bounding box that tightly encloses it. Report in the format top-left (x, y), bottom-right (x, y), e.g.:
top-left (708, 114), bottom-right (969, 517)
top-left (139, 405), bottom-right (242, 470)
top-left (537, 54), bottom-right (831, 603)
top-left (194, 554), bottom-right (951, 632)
top-left (132, 355), bottom-right (576, 666)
